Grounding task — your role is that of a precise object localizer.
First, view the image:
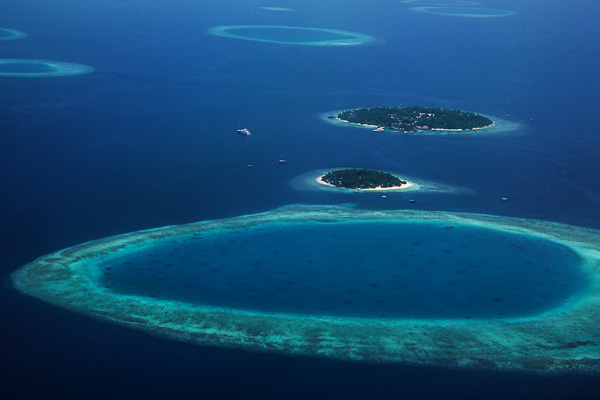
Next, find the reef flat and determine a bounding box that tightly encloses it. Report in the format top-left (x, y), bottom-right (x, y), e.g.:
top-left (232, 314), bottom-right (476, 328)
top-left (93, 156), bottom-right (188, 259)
top-left (11, 205), bottom-right (600, 374)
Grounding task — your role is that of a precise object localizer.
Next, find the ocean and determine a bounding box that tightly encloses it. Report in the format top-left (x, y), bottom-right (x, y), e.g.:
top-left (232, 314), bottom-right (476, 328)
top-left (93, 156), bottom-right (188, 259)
top-left (2, 0), bottom-right (600, 398)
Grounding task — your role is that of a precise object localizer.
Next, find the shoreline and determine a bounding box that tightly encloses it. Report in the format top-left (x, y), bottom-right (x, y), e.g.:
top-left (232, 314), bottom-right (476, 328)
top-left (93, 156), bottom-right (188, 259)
top-left (335, 117), bottom-right (379, 129)
top-left (430, 123), bottom-right (494, 132)
top-left (316, 174), bottom-right (414, 191)
top-left (335, 115), bottom-right (494, 133)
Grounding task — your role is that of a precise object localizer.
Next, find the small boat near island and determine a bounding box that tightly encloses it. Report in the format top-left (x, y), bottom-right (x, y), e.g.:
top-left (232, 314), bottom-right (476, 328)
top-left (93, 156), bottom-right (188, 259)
top-left (237, 128), bottom-right (251, 136)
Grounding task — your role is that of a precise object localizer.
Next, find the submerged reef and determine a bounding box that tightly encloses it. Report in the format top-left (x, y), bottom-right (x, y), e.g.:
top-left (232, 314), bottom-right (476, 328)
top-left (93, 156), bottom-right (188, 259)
top-left (410, 7), bottom-right (515, 18)
top-left (0, 59), bottom-right (94, 77)
top-left (403, 1), bottom-right (480, 5)
top-left (0, 28), bottom-right (27, 41)
top-left (11, 205), bottom-right (600, 375)
top-left (260, 7), bottom-right (292, 11)
top-left (208, 25), bottom-right (374, 46)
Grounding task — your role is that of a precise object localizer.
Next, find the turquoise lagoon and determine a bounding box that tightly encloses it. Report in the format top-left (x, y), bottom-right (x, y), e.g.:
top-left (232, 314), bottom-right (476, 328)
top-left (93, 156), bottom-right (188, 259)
top-left (97, 221), bottom-right (583, 320)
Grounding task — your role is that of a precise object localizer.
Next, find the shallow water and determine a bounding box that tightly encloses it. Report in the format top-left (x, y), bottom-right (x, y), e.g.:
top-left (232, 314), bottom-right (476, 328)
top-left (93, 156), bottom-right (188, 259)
top-left (98, 222), bottom-right (584, 319)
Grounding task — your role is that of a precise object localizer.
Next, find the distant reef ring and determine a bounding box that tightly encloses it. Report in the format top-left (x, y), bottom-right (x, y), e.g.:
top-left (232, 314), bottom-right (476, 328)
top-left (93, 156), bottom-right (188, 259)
top-left (0, 28), bottom-right (27, 41)
top-left (403, 0), bottom-right (480, 5)
top-left (411, 7), bottom-right (515, 17)
top-left (11, 205), bottom-right (600, 375)
top-left (0, 59), bottom-right (94, 77)
top-left (260, 7), bottom-right (293, 11)
top-left (208, 25), bottom-right (374, 46)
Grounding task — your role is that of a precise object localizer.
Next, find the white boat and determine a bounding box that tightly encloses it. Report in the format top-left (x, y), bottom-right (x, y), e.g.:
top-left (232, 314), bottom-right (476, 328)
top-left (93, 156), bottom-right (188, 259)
top-left (237, 128), bottom-right (251, 136)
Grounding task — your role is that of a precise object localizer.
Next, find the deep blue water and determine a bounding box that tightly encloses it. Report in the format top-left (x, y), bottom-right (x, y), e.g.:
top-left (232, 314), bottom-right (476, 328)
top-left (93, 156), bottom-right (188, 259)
top-left (2, 0), bottom-right (600, 398)
top-left (99, 222), bottom-right (583, 319)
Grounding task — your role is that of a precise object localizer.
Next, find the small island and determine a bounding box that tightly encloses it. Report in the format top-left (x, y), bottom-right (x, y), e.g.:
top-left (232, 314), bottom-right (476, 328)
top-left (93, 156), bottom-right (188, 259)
top-left (337, 106), bottom-right (493, 133)
top-left (320, 168), bottom-right (409, 190)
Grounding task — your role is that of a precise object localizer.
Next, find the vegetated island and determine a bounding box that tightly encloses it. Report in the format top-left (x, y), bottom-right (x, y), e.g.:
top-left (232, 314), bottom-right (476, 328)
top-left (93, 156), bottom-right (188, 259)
top-left (336, 106), bottom-right (493, 133)
top-left (319, 168), bottom-right (411, 191)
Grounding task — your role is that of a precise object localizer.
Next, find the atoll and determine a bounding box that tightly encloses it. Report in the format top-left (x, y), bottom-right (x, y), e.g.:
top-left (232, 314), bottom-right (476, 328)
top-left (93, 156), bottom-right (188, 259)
top-left (11, 205), bottom-right (600, 375)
